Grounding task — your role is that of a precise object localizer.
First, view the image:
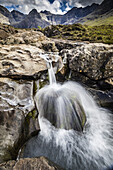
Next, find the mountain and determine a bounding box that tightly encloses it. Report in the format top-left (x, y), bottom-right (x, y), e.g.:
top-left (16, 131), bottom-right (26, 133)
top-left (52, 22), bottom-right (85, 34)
top-left (40, 3), bottom-right (99, 25)
top-left (0, 0), bottom-right (113, 28)
top-left (12, 9), bottom-right (50, 28)
top-left (0, 4), bottom-right (102, 28)
top-left (40, 10), bottom-right (63, 25)
top-left (92, 0), bottom-right (113, 15)
top-left (11, 10), bottom-right (26, 22)
top-left (78, 0), bottom-right (113, 25)
top-left (61, 3), bottom-right (99, 25)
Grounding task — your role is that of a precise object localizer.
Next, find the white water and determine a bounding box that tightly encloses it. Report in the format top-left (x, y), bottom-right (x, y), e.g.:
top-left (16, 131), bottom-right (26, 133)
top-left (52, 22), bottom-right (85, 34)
top-left (23, 59), bottom-right (113, 170)
top-left (48, 62), bottom-right (56, 85)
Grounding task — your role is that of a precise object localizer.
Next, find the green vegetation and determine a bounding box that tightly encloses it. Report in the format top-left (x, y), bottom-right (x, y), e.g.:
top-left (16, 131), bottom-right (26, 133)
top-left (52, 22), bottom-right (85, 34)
top-left (84, 16), bottom-right (113, 26)
top-left (43, 24), bottom-right (113, 44)
top-left (37, 26), bottom-right (42, 30)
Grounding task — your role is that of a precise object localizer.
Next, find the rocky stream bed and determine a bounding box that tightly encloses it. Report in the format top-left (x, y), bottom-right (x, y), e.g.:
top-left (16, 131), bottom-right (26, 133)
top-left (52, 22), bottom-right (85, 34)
top-left (0, 29), bottom-right (113, 169)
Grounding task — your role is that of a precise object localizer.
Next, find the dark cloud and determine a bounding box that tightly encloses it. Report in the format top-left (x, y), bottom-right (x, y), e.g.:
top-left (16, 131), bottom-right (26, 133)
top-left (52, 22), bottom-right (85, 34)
top-left (0, 0), bottom-right (104, 14)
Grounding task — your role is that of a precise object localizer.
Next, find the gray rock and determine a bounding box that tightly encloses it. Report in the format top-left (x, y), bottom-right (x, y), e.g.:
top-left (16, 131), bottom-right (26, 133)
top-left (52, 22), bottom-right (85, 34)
top-left (88, 88), bottom-right (113, 111)
top-left (0, 78), bottom-right (35, 163)
top-left (59, 43), bottom-right (113, 89)
top-left (0, 156), bottom-right (65, 170)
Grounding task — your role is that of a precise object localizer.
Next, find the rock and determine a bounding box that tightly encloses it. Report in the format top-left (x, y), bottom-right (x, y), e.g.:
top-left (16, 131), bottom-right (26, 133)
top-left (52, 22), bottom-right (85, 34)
top-left (54, 39), bottom-right (78, 51)
top-left (0, 29), bottom-right (64, 163)
top-left (2, 29), bottom-right (46, 45)
top-left (0, 78), bottom-right (34, 113)
top-left (0, 156), bottom-right (65, 170)
top-left (0, 44), bottom-right (46, 78)
top-left (58, 43), bottom-right (113, 89)
top-left (88, 88), bottom-right (113, 111)
top-left (0, 23), bottom-right (17, 41)
top-left (0, 30), bottom-right (63, 79)
top-left (0, 78), bottom-right (37, 163)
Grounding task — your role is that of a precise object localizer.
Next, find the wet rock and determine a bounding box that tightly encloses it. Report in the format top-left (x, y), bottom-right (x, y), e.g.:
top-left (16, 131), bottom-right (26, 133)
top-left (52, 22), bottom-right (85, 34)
top-left (35, 82), bottom-right (86, 131)
top-left (0, 78), bottom-right (34, 113)
top-left (88, 88), bottom-right (113, 112)
top-left (0, 78), bottom-right (36, 163)
top-left (0, 156), bottom-right (65, 170)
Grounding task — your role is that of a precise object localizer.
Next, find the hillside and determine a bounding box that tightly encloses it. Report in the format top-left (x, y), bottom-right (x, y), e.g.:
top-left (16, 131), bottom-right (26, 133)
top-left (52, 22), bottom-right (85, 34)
top-left (79, 0), bottom-right (113, 26)
top-left (83, 10), bottom-right (113, 26)
top-left (43, 24), bottom-right (113, 44)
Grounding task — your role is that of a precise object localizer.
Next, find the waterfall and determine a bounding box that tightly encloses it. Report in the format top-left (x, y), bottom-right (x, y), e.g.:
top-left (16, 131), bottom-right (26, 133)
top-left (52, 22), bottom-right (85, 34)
top-left (48, 61), bottom-right (56, 85)
top-left (23, 58), bottom-right (113, 170)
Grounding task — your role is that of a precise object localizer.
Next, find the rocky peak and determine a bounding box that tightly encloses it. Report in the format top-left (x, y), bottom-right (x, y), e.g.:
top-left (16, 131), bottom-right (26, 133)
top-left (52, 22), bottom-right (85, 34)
top-left (29, 9), bottom-right (41, 18)
top-left (40, 10), bottom-right (52, 15)
top-left (11, 10), bottom-right (26, 22)
top-left (64, 3), bottom-right (99, 19)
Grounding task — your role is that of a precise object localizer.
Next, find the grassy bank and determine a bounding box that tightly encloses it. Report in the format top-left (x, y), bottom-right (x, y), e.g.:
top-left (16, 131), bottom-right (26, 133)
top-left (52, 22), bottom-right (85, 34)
top-left (43, 24), bottom-right (113, 44)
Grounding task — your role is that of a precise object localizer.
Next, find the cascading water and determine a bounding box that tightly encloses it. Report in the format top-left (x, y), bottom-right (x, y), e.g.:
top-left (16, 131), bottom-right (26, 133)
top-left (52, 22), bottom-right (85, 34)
top-left (23, 56), bottom-right (113, 170)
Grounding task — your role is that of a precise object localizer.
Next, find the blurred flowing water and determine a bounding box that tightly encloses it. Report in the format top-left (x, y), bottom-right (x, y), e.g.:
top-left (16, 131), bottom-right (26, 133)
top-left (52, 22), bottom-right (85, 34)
top-left (23, 58), bottom-right (113, 170)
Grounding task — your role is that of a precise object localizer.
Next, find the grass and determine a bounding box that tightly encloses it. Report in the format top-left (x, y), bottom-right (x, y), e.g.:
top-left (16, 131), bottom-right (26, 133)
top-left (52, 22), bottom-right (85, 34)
top-left (43, 24), bottom-right (113, 44)
top-left (84, 16), bottom-right (113, 26)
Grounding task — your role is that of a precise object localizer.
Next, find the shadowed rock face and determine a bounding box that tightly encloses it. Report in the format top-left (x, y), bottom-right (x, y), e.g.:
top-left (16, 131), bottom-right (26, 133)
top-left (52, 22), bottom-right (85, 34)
top-left (0, 78), bottom-right (35, 163)
top-left (0, 156), bottom-right (65, 170)
top-left (11, 10), bottom-right (26, 22)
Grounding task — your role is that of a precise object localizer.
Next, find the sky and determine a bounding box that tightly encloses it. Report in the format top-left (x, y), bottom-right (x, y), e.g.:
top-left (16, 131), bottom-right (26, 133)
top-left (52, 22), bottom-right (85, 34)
top-left (0, 0), bottom-right (104, 14)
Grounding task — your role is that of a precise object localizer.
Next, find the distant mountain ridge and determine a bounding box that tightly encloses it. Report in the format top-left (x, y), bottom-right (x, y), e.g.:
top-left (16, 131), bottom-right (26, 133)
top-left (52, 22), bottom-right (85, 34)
top-left (0, 0), bottom-right (113, 28)
top-left (77, 0), bottom-right (113, 25)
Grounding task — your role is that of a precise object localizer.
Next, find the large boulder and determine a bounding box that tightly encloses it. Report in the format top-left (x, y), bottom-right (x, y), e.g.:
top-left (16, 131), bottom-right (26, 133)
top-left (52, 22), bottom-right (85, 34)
top-left (0, 78), bottom-right (36, 163)
top-left (59, 43), bottom-right (113, 90)
top-left (0, 156), bottom-right (65, 170)
top-left (0, 30), bottom-right (62, 79)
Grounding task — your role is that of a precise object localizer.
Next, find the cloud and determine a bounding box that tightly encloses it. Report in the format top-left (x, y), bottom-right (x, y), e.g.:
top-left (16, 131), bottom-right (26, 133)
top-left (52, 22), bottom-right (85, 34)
top-left (0, 0), bottom-right (104, 14)
top-left (66, 0), bottom-right (103, 7)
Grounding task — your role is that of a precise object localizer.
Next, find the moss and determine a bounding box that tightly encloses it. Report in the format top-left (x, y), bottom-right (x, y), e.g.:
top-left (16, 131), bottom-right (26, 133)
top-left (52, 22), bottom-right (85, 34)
top-left (26, 109), bottom-right (37, 123)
